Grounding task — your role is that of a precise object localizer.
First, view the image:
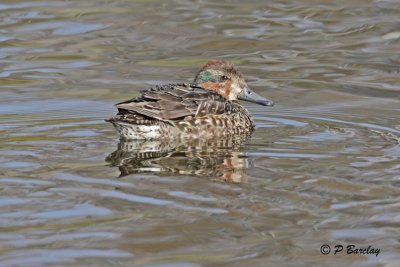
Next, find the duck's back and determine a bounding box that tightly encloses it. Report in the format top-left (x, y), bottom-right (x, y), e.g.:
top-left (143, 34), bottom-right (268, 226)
top-left (106, 83), bottom-right (254, 139)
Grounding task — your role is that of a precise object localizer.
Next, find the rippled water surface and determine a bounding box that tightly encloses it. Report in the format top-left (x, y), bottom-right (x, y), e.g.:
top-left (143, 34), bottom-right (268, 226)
top-left (1, 0), bottom-right (400, 266)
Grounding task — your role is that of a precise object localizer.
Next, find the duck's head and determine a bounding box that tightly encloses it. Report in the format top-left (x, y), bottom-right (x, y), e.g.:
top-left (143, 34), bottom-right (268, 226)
top-left (194, 60), bottom-right (274, 106)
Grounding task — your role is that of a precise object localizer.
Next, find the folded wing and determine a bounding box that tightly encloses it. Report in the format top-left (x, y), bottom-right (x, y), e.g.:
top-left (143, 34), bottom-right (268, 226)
top-left (115, 83), bottom-right (234, 121)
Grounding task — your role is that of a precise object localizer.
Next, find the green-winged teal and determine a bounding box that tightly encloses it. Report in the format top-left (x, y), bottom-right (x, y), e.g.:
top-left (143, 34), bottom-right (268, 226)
top-left (107, 60), bottom-right (274, 139)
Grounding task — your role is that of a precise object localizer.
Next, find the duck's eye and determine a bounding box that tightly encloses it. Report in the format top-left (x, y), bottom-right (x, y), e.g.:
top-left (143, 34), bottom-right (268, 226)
top-left (221, 75), bottom-right (230, 81)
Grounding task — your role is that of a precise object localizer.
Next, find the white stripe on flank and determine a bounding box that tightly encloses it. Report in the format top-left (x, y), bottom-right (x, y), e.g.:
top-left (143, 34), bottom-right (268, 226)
top-left (116, 123), bottom-right (162, 139)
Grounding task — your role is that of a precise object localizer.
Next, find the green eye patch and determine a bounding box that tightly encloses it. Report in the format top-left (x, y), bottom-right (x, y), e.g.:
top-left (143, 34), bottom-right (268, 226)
top-left (200, 71), bottom-right (216, 82)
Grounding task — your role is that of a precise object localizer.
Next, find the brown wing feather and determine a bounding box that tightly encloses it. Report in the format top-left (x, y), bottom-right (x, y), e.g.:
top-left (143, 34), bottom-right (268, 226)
top-left (114, 83), bottom-right (234, 121)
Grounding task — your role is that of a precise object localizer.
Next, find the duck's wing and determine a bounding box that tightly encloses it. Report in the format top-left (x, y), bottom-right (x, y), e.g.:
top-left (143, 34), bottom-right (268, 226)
top-left (114, 83), bottom-right (234, 121)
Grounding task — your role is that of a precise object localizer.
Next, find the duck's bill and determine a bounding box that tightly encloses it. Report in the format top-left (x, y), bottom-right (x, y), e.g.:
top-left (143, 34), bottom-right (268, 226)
top-left (238, 86), bottom-right (274, 106)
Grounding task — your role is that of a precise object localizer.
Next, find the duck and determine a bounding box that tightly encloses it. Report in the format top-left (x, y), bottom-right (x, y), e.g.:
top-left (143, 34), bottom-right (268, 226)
top-left (106, 60), bottom-right (274, 140)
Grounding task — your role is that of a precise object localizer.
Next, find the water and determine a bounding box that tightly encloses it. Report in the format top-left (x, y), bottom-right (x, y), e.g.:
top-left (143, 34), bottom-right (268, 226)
top-left (1, 0), bottom-right (400, 266)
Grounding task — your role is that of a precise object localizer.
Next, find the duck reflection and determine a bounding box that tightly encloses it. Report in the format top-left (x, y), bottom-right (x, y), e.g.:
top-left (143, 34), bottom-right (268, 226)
top-left (106, 136), bottom-right (252, 183)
